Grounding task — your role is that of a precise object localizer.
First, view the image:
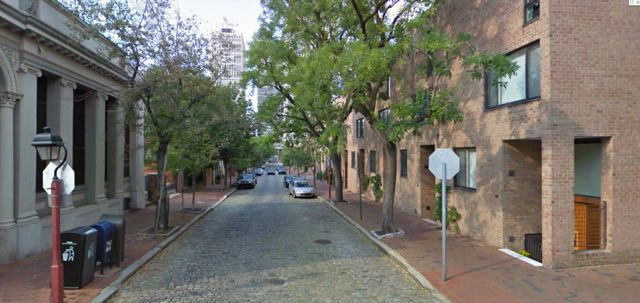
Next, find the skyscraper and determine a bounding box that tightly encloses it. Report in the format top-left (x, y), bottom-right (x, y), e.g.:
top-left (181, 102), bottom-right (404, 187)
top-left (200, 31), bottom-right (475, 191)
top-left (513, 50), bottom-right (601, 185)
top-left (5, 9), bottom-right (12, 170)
top-left (256, 86), bottom-right (279, 109)
top-left (213, 27), bottom-right (245, 85)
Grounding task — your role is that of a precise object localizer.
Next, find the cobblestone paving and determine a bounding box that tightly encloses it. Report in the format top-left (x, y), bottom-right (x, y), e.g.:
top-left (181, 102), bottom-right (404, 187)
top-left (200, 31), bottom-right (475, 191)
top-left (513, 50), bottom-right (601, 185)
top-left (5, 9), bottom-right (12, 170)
top-left (112, 175), bottom-right (442, 302)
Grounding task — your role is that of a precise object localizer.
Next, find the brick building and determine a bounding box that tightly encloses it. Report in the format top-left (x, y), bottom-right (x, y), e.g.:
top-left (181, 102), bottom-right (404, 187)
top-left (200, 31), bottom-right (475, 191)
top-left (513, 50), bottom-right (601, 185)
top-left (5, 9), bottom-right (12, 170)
top-left (341, 0), bottom-right (640, 268)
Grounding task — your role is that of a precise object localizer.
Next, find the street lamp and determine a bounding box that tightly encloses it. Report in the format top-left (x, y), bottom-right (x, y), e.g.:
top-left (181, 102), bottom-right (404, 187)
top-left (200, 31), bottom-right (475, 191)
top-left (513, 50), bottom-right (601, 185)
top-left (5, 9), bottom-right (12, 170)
top-left (32, 126), bottom-right (67, 303)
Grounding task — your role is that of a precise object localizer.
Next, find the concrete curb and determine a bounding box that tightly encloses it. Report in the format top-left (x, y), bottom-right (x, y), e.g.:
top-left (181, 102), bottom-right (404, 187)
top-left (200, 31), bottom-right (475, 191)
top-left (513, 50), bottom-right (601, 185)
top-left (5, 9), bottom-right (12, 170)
top-left (322, 199), bottom-right (450, 303)
top-left (90, 189), bottom-right (237, 303)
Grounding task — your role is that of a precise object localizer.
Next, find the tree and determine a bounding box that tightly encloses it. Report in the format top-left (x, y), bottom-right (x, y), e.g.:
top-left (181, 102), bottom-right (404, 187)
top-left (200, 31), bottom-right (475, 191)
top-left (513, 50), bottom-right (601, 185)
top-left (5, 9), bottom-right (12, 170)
top-left (245, 0), bottom-right (354, 202)
top-left (338, 1), bottom-right (517, 234)
top-left (63, 0), bottom-right (229, 231)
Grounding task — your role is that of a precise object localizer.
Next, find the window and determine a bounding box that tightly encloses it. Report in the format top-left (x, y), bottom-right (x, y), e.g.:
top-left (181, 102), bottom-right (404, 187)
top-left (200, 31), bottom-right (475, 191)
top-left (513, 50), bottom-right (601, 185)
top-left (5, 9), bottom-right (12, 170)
top-left (73, 93), bottom-right (85, 186)
top-left (400, 149), bottom-right (408, 177)
top-left (455, 148), bottom-right (477, 189)
top-left (378, 108), bottom-right (391, 124)
top-left (356, 118), bottom-right (365, 138)
top-left (369, 150), bottom-right (377, 173)
top-left (351, 151), bottom-right (355, 169)
top-left (525, 0), bottom-right (540, 24)
top-left (412, 89), bottom-right (431, 119)
top-left (486, 42), bottom-right (540, 108)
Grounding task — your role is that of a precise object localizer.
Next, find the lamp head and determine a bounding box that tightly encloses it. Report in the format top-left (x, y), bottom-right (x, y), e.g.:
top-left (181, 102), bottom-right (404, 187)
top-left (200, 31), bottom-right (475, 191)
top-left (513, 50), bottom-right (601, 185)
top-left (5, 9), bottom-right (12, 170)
top-left (31, 127), bottom-right (64, 162)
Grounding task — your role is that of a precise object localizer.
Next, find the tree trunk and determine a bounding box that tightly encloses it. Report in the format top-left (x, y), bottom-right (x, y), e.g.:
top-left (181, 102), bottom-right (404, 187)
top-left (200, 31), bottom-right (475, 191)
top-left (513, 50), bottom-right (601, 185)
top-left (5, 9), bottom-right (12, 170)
top-left (330, 152), bottom-right (345, 202)
top-left (380, 141), bottom-right (398, 234)
top-left (312, 164), bottom-right (316, 187)
top-left (154, 140), bottom-right (170, 232)
top-left (223, 165), bottom-right (228, 189)
top-left (191, 172), bottom-right (196, 209)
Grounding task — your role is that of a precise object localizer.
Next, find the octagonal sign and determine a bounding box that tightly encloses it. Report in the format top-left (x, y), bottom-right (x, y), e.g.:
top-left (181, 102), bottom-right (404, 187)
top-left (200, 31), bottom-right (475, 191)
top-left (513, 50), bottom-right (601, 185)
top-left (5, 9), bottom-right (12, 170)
top-left (43, 161), bottom-right (75, 207)
top-left (428, 148), bottom-right (460, 180)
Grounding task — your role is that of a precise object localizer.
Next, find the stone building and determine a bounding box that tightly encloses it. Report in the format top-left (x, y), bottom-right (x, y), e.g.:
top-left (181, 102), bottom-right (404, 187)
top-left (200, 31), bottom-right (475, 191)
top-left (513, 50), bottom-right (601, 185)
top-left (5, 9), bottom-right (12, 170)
top-left (0, 0), bottom-right (145, 264)
top-left (342, 0), bottom-right (640, 268)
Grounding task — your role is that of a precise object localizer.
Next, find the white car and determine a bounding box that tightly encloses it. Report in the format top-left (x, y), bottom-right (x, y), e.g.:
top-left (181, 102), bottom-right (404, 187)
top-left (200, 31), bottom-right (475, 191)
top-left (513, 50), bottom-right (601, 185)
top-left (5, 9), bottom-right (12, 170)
top-left (289, 180), bottom-right (316, 198)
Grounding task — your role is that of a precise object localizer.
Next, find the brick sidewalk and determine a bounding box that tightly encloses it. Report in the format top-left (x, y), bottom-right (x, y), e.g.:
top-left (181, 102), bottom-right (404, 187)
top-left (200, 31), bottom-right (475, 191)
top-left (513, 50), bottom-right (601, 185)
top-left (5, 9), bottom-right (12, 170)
top-left (0, 186), bottom-right (230, 303)
top-left (313, 178), bottom-right (640, 303)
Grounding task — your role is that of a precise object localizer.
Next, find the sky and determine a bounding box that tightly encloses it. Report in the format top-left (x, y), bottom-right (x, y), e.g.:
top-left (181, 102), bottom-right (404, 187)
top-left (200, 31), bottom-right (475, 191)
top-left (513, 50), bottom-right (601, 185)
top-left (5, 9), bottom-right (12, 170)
top-left (173, 0), bottom-right (262, 46)
top-left (172, 0), bottom-right (262, 109)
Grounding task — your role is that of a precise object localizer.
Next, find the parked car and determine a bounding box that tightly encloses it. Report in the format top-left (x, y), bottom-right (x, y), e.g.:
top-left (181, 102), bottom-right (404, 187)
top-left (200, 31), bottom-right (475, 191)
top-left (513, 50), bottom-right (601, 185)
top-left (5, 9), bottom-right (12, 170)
top-left (277, 166), bottom-right (287, 175)
top-left (283, 175), bottom-right (294, 188)
top-left (237, 174), bottom-right (257, 189)
top-left (289, 180), bottom-right (316, 198)
top-left (255, 168), bottom-right (264, 176)
top-left (266, 168), bottom-right (276, 175)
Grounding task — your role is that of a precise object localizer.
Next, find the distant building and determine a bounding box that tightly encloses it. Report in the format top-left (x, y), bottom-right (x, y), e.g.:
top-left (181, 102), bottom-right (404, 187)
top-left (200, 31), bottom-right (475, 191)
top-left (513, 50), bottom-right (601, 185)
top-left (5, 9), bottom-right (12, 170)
top-left (256, 86), bottom-right (278, 109)
top-left (213, 28), bottom-right (245, 86)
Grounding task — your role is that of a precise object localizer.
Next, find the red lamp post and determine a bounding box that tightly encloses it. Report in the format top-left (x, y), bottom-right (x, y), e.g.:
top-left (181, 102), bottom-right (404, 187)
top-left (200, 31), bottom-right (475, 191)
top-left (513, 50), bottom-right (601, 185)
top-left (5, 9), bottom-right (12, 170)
top-left (32, 127), bottom-right (67, 303)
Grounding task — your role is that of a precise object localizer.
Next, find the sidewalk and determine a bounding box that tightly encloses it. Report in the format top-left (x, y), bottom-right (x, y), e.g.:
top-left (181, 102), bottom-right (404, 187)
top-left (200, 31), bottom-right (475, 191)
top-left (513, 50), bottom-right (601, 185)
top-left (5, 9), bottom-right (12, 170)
top-left (0, 186), bottom-right (230, 303)
top-left (313, 179), bottom-right (640, 303)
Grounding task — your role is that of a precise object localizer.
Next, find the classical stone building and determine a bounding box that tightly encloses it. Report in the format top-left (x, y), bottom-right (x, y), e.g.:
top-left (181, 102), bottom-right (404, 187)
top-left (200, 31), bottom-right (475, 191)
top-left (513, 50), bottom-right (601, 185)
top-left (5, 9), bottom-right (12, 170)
top-left (0, 0), bottom-right (145, 264)
top-left (342, 0), bottom-right (640, 268)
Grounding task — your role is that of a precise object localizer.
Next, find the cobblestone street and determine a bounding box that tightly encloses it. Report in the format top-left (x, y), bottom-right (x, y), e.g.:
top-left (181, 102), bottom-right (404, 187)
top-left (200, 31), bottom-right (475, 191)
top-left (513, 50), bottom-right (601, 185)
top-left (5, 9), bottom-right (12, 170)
top-left (112, 174), bottom-right (442, 302)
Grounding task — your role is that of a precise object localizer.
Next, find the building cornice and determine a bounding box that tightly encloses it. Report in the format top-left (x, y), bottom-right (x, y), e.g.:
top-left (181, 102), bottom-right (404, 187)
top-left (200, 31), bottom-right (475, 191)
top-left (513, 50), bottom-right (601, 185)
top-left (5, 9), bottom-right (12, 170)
top-left (0, 1), bottom-right (128, 85)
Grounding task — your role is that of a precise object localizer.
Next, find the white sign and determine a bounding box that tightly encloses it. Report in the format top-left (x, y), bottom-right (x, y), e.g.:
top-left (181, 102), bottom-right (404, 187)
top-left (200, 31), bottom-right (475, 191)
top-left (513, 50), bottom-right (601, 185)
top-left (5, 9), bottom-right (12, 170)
top-left (43, 161), bottom-right (75, 207)
top-left (428, 148), bottom-right (460, 180)
top-left (631, 0), bottom-right (640, 6)
top-left (274, 143), bottom-right (284, 150)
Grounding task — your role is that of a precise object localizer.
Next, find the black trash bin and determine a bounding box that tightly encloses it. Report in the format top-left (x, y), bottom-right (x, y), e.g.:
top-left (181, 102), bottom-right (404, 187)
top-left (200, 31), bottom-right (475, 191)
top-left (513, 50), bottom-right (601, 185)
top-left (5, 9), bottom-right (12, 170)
top-left (91, 220), bottom-right (115, 274)
top-left (99, 214), bottom-right (125, 267)
top-left (61, 226), bottom-right (97, 289)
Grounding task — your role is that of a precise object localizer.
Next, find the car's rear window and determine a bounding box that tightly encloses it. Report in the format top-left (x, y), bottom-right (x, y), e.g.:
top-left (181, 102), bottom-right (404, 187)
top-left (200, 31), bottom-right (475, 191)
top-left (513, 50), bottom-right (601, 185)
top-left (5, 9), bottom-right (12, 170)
top-left (294, 182), bottom-right (310, 187)
top-left (242, 174), bottom-right (253, 179)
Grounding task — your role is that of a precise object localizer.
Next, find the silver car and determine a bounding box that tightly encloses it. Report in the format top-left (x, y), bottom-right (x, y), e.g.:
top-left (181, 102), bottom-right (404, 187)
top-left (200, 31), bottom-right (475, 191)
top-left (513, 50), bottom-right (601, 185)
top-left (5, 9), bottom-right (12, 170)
top-left (289, 180), bottom-right (316, 198)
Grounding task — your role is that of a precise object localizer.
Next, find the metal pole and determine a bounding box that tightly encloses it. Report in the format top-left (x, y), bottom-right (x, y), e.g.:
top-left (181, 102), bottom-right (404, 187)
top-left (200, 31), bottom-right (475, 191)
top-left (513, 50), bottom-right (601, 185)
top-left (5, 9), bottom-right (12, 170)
top-left (328, 169), bottom-right (332, 201)
top-left (358, 153), bottom-right (362, 220)
top-left (51, 177), bottom-right (64, 303)
top-left (441, 162), bottom-right (447, 283)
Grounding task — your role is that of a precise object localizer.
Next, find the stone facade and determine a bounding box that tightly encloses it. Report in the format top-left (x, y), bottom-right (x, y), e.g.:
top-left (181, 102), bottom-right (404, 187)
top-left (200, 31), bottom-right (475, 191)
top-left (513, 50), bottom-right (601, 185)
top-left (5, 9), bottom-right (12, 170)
top-left (341, 0), bottom-right (640, 268)
top-left (0, 0), bottom-right (145, 264)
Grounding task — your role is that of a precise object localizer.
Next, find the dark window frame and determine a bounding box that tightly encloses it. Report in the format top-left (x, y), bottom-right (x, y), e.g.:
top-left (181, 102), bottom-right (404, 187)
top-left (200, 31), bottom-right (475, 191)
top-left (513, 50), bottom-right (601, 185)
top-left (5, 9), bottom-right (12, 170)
top-left (356, 118), bottom-right (365, 138)
top-left (369, 150), bottom-right (377, 173)
top-left (351, 151), bottom-right (355, 169)
top-left (400, 149), bottom-right (408, 177)
top-left (378, 108), bottom-right (391, 124)
top-left (524, 0), bottom-right (540, 25)
top-left (454, 148), bottom-right (477, 190)
top-left (485, 41), bottom-right (541, 110)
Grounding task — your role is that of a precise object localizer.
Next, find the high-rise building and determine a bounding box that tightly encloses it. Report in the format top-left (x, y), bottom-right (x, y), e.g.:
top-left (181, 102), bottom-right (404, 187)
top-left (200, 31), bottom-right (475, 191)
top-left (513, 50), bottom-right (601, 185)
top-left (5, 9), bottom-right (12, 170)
top-left (256, 86), bottom-right (279, 109)
top-left (213, 27), bottom-right (245, 85)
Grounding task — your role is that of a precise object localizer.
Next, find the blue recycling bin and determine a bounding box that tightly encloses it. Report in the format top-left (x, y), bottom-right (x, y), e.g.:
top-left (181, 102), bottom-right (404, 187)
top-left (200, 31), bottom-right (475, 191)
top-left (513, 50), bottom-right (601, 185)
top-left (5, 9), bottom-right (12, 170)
top-left (90, 220), bottom-right (115, 274)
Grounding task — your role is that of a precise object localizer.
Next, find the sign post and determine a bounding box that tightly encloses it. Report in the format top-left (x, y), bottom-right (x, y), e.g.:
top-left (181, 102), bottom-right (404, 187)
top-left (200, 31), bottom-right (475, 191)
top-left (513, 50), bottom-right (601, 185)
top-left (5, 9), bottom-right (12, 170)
top-left (428, 148), bottom-right (459, 282)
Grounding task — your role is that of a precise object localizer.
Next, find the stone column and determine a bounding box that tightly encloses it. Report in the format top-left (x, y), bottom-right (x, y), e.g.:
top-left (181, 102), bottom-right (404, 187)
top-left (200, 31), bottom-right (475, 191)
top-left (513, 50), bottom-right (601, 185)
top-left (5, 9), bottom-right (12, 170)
top-left (0, 92), bottom-right (20, 264)
top-left (85, 92), bottom-right (107, 204)
top-left (47, 77), bottom-right (76, 167)
top-left (13, 63), bottom-right (41, 260)
top-left (129, 101), bottom-right (146, 209)
top-left (0, 93), bottom-right (19, 227)
top-left (541, 135), bottom-right (575, 268)
top-left (106, 100), bottom-right (125, 198)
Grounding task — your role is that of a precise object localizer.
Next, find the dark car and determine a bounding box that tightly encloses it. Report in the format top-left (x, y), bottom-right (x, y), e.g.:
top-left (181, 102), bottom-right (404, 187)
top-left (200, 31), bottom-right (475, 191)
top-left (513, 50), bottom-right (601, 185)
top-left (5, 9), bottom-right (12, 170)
top-left (277, 166), bottom-right (287, 175)
top-left (266, 168), bottom-right (276, 175)
top-left (283, 175), bottom-right (294, 188)
top-left (237, 174), bottom-right (257, 189)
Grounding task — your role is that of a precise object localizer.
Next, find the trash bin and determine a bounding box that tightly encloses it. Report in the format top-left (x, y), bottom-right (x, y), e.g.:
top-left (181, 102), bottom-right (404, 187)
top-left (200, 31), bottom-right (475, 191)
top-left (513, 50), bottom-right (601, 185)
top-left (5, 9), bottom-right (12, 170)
top-left (90, 220), bottom-right (115, 274)
top-left (99, 214), bottom-right (125, 267)
top-left (61, 226), bottom-right (97, 289)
